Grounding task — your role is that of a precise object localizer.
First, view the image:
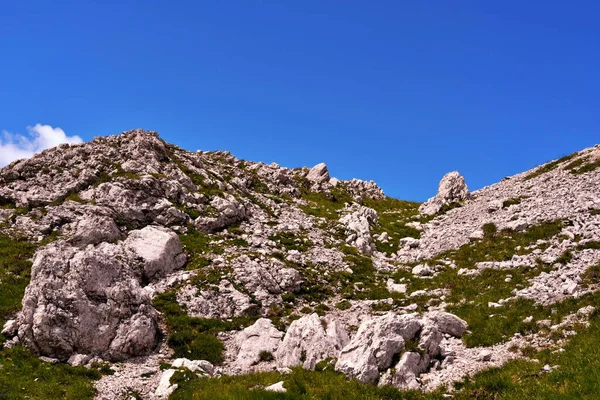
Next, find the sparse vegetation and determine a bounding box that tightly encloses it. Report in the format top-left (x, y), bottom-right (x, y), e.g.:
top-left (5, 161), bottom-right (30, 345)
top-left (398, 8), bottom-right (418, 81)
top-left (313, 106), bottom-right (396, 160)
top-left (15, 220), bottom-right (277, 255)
top-left (269, 231), bottom-right (313, 252)
top-left (153, 290), bottom-right (258, 364)
top-left (299, 186), bottom-right (353, 221)
top-left (502, 197), bottom-right (524, 208)
top-left (362, 197), bottom-right (421, 254)
top-left (524, 152), bottom-right (579, 180)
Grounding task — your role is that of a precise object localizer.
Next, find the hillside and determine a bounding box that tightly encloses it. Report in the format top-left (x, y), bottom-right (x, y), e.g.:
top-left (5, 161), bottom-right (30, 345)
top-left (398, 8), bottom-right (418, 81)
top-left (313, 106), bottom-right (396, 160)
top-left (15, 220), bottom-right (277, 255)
top-left (1, 129), bottom-right (599, 399)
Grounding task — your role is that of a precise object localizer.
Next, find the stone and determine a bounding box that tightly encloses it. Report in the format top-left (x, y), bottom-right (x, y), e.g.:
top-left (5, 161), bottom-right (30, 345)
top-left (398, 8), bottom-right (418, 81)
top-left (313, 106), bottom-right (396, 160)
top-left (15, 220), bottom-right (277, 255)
top-left (124, 226), bottom-right (187, 279)
top-left (419, 172), bottom-right (469, 216)
top-left (428, 311), bottom-right (468, 337)
top-left (13, 229), bottom-right (186, 362)
top-left (177, 280), bottom-right (258, 319)
top-left (386, 279), bottom-right (407, 294)
top-left (469, 229), bottom-right (485, 241)
top-left (172, 358), bottom-right (214, 375)
top-left (235, 318), bottom-right (283, 368)
top-left (1, 319), bottom-right (17, 337)
top-left (154, 369), bottom-right (178, 398)
top-left (335, 313), bottom-right (421, 384)
top-left (68, 215), bottom-right (121, 246)
top-left (412, 264), bottom-right (433, 276)
top-left (264, 381), bottom-right (287, 393)
top-left (67, 353), bottom-right (91, 367)
top-left (506, 219), bottom-right (529, 232)
top-left (400, 237), bottom-right (420, 249)
top-left (339, 205), bottom-right (378, 254)
top-left (390, 351), bottom-right (422, 390)
top-left (195, 195), bottom-right (248, 233)
top-left (478, 350), bottom-right (493, 362)
top-left (306, 163), bottom-right (330, 185)
top-left (277, 314), bottom-right (348, 370)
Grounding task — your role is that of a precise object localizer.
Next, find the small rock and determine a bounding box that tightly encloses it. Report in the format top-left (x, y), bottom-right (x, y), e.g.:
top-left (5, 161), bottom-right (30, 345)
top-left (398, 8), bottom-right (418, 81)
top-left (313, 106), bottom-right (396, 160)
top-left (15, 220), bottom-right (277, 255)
top-left (264, 381), bottom-right (287, 393)
top-left (478, 350), bottom-right (492, 362)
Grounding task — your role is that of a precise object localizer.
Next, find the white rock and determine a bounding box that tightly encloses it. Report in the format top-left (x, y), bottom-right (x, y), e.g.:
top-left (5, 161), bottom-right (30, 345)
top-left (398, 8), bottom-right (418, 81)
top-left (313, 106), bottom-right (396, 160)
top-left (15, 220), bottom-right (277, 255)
top-left (386, 279), bottom-right (407, 294)
top-left (1, 319), bottom-right (16, 336)
top-left (428, 311), bottom-right (468, 337)
top-left (235, 318), bottom-right (283, 368)
top-left (478, 350), bottom-right (493, 362)
top-left (412, 264), bottom-right (433, 276)
top-left (172, 358), bottom-right (214, 375)
top-left (419, 172), bottom-right (470, 216)
top-left (264, 381), bottom-right (287, 393)
top-left (335, 313), bottom-right (421, 384)
top-left (277, 314), bottom-right (348, 370)
top-left (154, 369), bottom-right (178, 398)
top-left (306, 163), bottom-right (330, 184)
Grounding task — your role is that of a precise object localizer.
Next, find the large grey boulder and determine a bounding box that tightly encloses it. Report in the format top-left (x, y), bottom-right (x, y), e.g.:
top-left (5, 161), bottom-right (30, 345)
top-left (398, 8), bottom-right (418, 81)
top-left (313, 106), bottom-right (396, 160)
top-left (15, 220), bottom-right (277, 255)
top-left (67, 215), bottom-right (121, 246)
top-left (306, 163), bottom-right (330, 185)
top-left (277, 314), bottom-right (348, 370)
top-left (235, 318), bottom-right (283, 368)
top-left (124, 226), bottom-right (187, 279)
top-left (232, 256), bottom-right (302, 305)
top-left (13, 227), bottom-right (186, 361)
top-left (339, 205), bottom-right (378, 255)
top-left (428, 311), bottom-right (468, 337)
top-left (335, 313), bottom-right (422, 384)
top-left (419, 171), bottom-right (469, 216)
top-left (195, 195), bottom-right (248, 233)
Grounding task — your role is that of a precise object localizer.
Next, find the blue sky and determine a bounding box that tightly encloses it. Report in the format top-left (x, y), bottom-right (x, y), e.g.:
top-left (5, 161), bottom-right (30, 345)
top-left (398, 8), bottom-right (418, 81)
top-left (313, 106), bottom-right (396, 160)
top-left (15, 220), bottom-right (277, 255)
top-left (1, 1), bottom-right (598, 201)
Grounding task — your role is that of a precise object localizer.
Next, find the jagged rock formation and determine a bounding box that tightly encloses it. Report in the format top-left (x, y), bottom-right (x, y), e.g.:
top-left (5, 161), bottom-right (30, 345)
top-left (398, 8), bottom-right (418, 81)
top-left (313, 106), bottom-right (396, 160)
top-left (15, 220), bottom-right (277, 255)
top-left (419, 171), bottom-right (470, 216)
top-left (12, 225), bottom-right (185, 361)
top-left (1, 129), bottom-right (600, 399)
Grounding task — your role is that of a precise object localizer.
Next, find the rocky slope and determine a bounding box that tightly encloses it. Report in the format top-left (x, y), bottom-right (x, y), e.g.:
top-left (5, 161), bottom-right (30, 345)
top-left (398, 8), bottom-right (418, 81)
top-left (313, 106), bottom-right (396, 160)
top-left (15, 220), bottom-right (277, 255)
top-left (1, 129), bottom-right (599, 399)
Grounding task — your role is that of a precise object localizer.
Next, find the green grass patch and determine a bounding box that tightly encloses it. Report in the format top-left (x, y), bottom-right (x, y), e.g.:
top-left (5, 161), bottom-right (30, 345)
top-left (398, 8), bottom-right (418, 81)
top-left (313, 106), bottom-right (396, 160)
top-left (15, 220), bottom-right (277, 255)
top-left (153, 291), bottom-right (258, 364)
top-left (452, 311), bottom-right (600, 399)
top-left (299, 186), bottom-right (353, 221)
top-left (502, 197), bottom-right (524, 208)
top-left (0, 346), bottom-right (100, 400)
top-left (269, 231), bottom-right (313, 252)
top-left (570, 158), bottom-right (600, 175)
top-left (392, 220), bottom-right (567, 346)
top-left (363, 197), bottom-right (421, 254)
top-left (0, 234), bottom-right (38, 331)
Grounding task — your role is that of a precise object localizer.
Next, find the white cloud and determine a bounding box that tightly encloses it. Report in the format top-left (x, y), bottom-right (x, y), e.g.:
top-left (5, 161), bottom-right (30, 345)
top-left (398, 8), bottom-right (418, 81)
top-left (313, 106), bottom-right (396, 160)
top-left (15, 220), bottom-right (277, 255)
top-left (0, 124), bottom-right (83, 167)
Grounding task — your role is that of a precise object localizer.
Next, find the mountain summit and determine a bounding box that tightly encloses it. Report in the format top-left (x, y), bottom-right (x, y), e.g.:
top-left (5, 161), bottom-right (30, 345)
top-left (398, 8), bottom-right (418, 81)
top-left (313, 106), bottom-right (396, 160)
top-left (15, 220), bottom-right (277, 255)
top-left (1, 129), bottom-right (600, 399)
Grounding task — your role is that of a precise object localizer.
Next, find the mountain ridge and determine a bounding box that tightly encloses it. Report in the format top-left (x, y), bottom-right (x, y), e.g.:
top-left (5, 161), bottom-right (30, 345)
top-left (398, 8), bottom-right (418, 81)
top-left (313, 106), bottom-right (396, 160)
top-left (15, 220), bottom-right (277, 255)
top-left (1, 129), bottom-right (600, 399)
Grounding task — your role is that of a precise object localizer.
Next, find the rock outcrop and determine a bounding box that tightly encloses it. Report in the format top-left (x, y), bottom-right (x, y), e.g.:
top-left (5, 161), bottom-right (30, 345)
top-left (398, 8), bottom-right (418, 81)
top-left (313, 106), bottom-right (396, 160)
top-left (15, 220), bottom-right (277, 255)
top-left (2, 129), bottom-right (600, 398)
top-left (13, 226), bottom-right (186, 361)
top-left (419, 171), bottom-right (470, 216)
top-left (277, 313), bottom-right (349, 370)
top-left (234, 318), bottom-right (283, 368)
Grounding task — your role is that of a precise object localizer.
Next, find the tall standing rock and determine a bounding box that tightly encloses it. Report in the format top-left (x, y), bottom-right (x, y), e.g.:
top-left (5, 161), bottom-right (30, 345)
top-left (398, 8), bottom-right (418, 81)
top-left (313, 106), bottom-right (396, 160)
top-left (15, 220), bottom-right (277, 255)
top-left (419, 171), bottom-right (469, 216)
top-left (306, 163), bottom-right (330, 185)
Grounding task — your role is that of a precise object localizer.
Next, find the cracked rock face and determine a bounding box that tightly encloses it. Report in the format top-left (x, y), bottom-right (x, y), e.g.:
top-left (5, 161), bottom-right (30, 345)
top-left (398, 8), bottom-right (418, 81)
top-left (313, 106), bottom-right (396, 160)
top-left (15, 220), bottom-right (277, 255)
top-left (276, 313), bottom-right (349, 370)
top-left (177, 280), bottom-right (258, 319)
top-left (335, 313), bottom-right (423, 384)
top-left (14, 226), bottom-right (186, 361)
top-left (234, 318), bottom-right (283, 368)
